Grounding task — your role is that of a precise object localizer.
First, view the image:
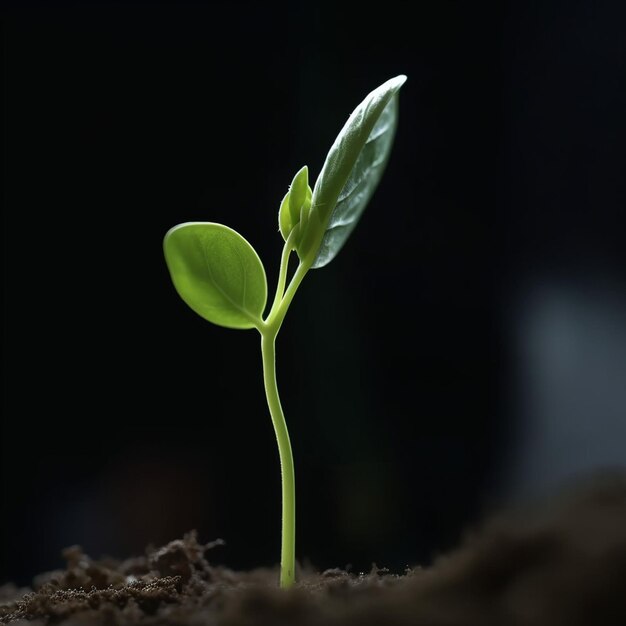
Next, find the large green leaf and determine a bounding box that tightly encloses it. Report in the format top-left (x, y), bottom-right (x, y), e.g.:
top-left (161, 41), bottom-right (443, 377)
top-left (303, 75), bottom-right (406, 268)
top-left (164, 222), bottom-right (267, 329)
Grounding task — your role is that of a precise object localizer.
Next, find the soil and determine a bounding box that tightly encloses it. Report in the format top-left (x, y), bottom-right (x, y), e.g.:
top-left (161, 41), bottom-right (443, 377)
top-left (2, 474), bottom-right (626, 626)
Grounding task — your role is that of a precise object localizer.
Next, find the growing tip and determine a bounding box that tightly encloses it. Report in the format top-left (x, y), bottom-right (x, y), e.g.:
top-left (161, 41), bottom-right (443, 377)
top-left (289, 166), bottom-right (309, 194)
top-left (373, 75), bottom-right (407, 99)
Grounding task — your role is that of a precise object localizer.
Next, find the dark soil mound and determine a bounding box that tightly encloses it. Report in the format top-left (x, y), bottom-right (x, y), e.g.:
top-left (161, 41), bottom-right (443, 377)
top-left (2, 475), bottom-right (626, 625)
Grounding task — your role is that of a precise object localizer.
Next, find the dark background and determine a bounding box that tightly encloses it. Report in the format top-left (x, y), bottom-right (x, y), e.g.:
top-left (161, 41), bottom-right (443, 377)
top-left (2, 0), bottom-right (625, 585)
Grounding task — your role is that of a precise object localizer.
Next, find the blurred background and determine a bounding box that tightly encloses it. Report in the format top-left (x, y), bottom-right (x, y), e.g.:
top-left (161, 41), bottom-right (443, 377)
top-left (2, 0), bottom-right (625, 585)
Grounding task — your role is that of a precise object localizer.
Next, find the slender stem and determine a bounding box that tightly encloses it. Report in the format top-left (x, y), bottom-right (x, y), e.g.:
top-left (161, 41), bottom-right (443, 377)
top-left (266, 261), bottom-right (310, 331)
top-left (259, 255), bottom-right (311, 588)
top-left (268, 236), bottom-right (295, 321)
top-left (261, 330), bottom-right (296, 588)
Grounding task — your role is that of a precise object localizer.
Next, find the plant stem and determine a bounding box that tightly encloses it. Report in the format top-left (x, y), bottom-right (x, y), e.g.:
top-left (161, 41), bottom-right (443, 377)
top-left (261, 329), bottom-right (296, 588)
top-left (268, 236), bottom-right (295, 321)
top-left (260, 258), bottom-right (311, 588)
top-left (266, 261), bottom-right (310, 331)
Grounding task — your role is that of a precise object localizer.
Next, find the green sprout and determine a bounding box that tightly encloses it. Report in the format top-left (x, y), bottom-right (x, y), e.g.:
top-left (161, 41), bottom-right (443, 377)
top-left (164, 75), bottom-right (407, 588)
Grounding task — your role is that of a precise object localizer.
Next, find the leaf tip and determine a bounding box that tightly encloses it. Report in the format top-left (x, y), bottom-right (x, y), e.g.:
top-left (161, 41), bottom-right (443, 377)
top-left (388, 75), bottom-right (407, 91)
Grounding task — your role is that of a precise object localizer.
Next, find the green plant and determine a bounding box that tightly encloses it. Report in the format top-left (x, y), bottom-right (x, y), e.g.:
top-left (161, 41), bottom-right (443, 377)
top-left (163, 75), bottom-right (406, 588)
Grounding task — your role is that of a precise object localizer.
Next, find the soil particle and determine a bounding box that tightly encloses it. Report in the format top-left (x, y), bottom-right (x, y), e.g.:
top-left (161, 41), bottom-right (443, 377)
top-left (2, 475), bottom-right (626, 625)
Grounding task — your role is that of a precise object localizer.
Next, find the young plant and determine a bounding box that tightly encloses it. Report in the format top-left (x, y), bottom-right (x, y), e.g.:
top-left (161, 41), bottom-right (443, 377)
top-left (164, 75), bottom-right (407, 588)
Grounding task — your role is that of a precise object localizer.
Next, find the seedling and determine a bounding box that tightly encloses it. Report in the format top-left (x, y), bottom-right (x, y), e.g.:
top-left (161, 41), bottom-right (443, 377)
top-left (164, 75), bottom-right (407, 588)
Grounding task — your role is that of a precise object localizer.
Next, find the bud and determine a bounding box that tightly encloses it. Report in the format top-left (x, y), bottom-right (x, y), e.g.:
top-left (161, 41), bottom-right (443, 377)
top-left (278, 166), bottom-right (312, 243)
top-left (288, 166), bottom-right (309, 225)
top-left (278, 190), bottom-right (292, 241)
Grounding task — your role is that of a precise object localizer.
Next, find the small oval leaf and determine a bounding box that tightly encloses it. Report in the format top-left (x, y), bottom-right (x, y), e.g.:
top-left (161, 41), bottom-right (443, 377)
top-left (278, 168), bottom-right (312, 244)
top-left (288, 165), bottom-right (309, 225)
top-left (164, 222), bottom-right (267, 330)
top-left (278, 191), bottom-right (293, 241)
top-left (305, 75), bottom-right (406, 268)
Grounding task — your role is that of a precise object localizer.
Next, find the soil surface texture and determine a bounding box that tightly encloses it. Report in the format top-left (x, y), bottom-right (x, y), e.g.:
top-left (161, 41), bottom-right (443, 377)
top-left (2, 475), bottom-right (626, 626)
